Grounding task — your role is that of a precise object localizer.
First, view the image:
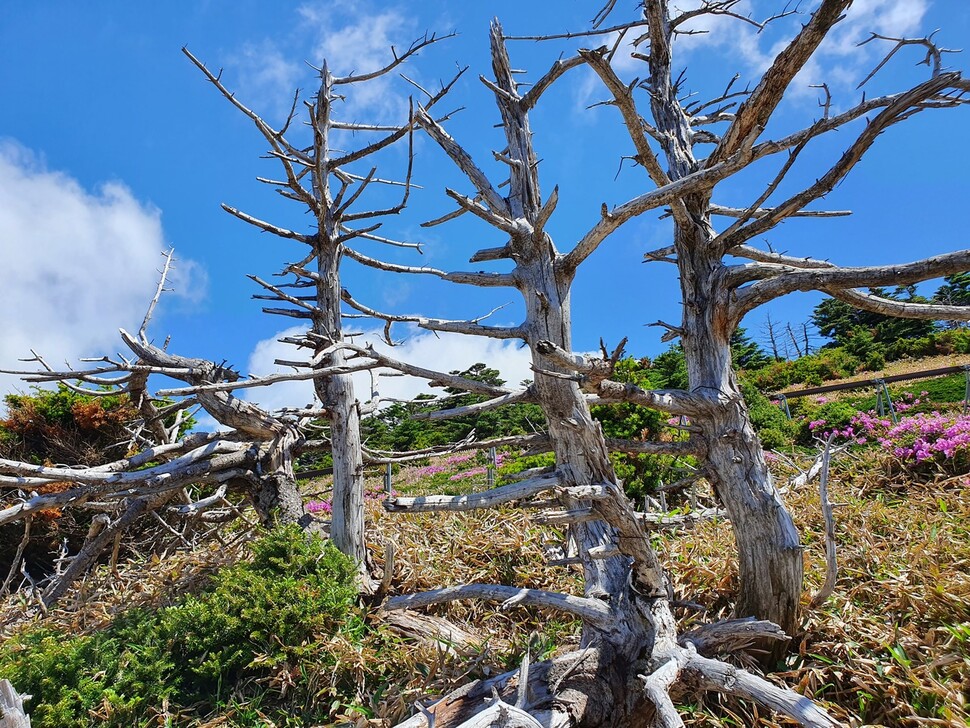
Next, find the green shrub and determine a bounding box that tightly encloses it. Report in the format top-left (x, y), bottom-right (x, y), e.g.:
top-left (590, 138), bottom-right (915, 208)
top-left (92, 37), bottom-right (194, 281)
top-left (498, 451), bottom-right (556, 479)
top-left (750, 348), bottom-right (860, 391)
top-left (0, 526), bottom-right (362, 727)
top-left (883, 335), bottom-right (937, 361)
top-left (740, 379), bottom-right (798, 450)
top-left (931, 328), bottom-right (970, 355)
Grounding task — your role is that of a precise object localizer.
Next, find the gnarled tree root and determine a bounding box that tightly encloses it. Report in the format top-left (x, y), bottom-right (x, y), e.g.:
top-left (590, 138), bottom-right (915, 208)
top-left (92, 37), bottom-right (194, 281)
top-left (392, 634), bottom-right (839, 728)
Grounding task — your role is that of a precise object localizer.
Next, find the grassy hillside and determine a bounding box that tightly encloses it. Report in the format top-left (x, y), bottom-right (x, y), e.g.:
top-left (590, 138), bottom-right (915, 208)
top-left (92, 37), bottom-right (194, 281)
top-left (1, 440), bottom-right (967, 727)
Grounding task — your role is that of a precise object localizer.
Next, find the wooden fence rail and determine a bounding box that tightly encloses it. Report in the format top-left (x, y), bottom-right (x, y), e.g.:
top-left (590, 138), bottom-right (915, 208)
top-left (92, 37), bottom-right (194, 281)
top-left (773, 364), bottom-right (970, 399)
top-left (772, 363), bottom-right (970, 422)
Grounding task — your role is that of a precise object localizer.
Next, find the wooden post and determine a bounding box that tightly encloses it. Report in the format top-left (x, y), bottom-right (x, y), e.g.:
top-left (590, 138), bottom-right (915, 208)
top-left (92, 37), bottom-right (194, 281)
top-left (963, 364), bottom-right (970, 414)
top-left (487, 447), bottom-right (497, 488)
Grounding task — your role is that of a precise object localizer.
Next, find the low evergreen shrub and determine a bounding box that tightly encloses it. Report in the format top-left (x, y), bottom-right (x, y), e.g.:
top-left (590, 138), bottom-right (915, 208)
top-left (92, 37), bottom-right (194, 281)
top-left (0, 526), bottom-right (363, 727)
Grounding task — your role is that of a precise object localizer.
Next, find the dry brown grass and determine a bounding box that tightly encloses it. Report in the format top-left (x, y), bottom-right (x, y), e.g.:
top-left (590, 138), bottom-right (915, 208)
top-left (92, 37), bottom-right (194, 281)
top-left (0, 531), bottom-right (252, 640)
top-left (1, 451), bottom-right (967, 727)
top-left (663, 453), bottom-right (969, 727)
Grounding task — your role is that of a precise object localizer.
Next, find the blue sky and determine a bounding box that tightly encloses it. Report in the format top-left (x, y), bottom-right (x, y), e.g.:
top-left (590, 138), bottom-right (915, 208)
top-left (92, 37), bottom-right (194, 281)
top-left (1, 1), bottom-right (968, 411)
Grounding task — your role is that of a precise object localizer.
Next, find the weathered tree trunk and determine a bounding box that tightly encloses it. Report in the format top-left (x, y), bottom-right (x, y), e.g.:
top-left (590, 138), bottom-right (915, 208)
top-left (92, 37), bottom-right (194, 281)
top-left (446, 26), bottom-right (679, 724)
top-left (677, 234), bottom-right (803, 641)
top-left (185, 47), bottom-right (441, 573)
top-left (320, 370), bottom-right (365, 563)
top-left (631, 0), bottom-right (810, 642)
top-left (524, 268), bottom-right (666, 724)
top-left (697, 400), bottom-right (803, 640)
top-left (253, 427), bottom-right (306, 526)
top-left (308, 63), bottom-right (367, 575)
top-left (374, 21), bottom-right (683, 723)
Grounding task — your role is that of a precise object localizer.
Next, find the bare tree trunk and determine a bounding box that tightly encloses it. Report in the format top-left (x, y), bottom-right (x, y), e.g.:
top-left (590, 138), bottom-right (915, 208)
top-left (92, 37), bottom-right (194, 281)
top-left (678, 237), bottom-right (802, 642)
top-left (183, 45), bottom-right (450, 576)
top-left (763, 312), bottom-right (782, 360)
top-left (312, 216), bottom-right (366, 570)
top-left (311, 69), bottom-right (367, 570)
top-left (384, 25), bottom-right (682, 723)
top-left (786, 323), bottom-right (805, 358)
top-left (320, 367), bottom-right (366, 566)
top-left (253, 427), bottom-right (306, 526)
top-left (620, 0), bottom-right (824, 644)
top-left (525, 263), bottom-right (665, 696)
top-left (696, 397), bottom-right (803, 641)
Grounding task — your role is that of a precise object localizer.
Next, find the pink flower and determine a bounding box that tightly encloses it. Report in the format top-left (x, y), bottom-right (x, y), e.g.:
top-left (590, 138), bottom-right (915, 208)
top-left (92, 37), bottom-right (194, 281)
top-left (449, 466), bottom-right (488, 481)
top-left (415, 464), bottom-right (447, 477)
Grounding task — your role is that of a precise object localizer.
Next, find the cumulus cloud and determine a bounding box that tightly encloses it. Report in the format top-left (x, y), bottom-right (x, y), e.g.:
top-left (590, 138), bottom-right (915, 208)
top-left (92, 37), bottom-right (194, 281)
top-left (240, 324), bottom-right (534, 414)
top-left (0, 141), bottom-right (204, 398)
top-left (299, 2), bottom-right (414, 79)
top-left (819, 0), bottom-right (928, 56)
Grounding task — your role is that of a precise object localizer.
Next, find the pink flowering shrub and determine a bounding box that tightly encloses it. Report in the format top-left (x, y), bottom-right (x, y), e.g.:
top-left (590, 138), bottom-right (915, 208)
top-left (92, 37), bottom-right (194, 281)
top-left (889, 391), bottom-right (928, 414)
top-left (876, 412), bottom-right (970, 467)
top-left (306, 480), bottom-right (396, 514)
top-left (414, 464), bottom-right (448, 477)
top-left (810, 403), bottom-right (970, 472)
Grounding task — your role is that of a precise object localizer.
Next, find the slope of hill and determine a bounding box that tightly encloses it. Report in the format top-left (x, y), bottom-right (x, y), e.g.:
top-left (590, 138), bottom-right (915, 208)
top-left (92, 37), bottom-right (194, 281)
top-left (0, 442), bottom-right (967, 727)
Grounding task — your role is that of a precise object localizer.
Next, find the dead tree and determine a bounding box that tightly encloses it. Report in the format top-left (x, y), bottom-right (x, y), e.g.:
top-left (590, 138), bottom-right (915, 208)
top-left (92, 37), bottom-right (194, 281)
top-left (1, 290), bottom-right (287, 605)
top-left (339, 18), bottom-right (848, 727)
top-left (181, 37), bottom-right (457, 576)
top-left (0, 39), bottom-right (458, 599)
top-left (581, 0), bottom-right (970, 643)
top-left (0, 3), bottom-right (965, 723)
top-left (762, 312), bottom-right (783, 360)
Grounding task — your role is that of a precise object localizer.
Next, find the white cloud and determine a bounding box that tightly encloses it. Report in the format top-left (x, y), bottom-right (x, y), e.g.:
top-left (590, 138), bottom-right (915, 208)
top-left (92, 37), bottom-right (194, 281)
top-left (219, 2), bottom-right (425, 148)
top-left (820, 0), bottom-right (928, 57)
top-left (0, 141), bottom-right (204, 399)
top-left (671, 0), bottom-right (931, 96)
top-left (241, 324), bottom-right (534, 414)
top-left (298, 2), bottom-right (419, 123)
top-left (788, 0), bottom-right (930, 95)
top-left (224, 40), bottom-right (302, 123)
top-left (299, 3), bottom-right (413, 79)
